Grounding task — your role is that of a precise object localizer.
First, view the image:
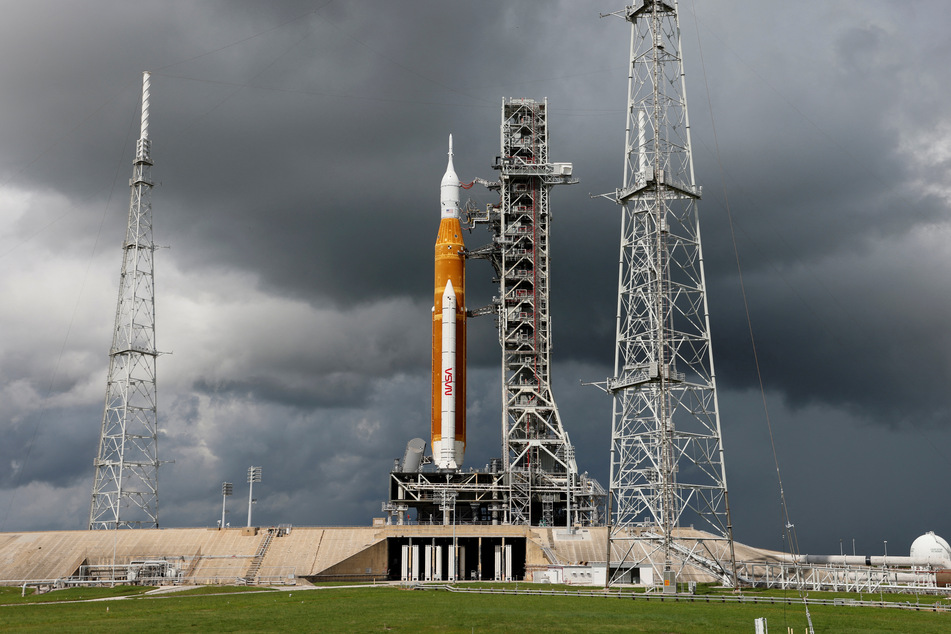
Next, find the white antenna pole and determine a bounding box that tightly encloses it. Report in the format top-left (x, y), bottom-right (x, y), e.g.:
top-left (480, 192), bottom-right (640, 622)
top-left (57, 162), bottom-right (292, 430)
top-left (140, 71), bottom-right (150, 139)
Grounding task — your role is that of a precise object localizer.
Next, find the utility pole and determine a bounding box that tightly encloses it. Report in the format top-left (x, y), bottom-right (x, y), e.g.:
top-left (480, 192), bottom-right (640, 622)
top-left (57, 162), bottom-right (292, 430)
top-left (89, 71), bottom-right (161, 530)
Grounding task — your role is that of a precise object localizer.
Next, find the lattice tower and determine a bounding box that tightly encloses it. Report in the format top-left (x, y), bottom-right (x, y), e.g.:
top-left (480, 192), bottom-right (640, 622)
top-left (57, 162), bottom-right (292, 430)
top-left (471, 98), bottom-right (604, 526)
top-left (89, 72), bottom-right (161, 529)
top-left (602, 2), bottom-right (736, 583)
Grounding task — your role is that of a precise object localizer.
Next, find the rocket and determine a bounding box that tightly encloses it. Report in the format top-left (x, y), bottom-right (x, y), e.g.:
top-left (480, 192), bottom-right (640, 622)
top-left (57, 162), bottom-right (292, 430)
top-left (432, 135), bottom-right (466, 470)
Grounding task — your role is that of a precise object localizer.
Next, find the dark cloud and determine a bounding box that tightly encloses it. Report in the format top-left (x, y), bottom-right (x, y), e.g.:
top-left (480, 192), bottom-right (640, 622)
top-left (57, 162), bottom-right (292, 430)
top-left (0, 1), bottom-right (949, 559)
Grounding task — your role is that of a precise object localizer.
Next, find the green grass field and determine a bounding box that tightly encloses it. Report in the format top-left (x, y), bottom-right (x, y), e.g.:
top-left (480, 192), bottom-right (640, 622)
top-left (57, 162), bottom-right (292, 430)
top-left (1, 584), bottom-right (948, 633)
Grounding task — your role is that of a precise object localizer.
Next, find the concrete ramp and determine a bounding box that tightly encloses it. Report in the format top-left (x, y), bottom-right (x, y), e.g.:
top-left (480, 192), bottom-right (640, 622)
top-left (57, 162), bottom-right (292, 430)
top-left (308, 539), bottom-right (388, 581)
top-left (0, 531), bottom-right (100, 581)
top-left (1, 527), bottom-right (388, 585)
top-left (0, 528), bottom-right (268, 583)
top-left (309, 528), bottom-right (386, 577)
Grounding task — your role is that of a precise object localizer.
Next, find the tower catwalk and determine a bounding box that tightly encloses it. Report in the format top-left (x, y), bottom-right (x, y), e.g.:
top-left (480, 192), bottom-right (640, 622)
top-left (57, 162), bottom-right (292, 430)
top-left (601, 2), bottom-right (736, 584)
top-left (89, 72), bottom-right (161, 530)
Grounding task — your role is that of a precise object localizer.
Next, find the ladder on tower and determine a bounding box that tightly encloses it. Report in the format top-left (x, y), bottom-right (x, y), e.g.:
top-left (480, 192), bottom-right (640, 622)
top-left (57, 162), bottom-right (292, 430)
top-left (508, 468), bottom-right (532, 525)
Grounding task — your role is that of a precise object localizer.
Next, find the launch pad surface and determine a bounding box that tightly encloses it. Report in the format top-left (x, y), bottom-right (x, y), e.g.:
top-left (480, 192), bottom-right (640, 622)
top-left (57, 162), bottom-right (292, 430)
top-left (0, 525), bottom-right (772, 587)
top-left (4, 525), bottom-right (949, 594)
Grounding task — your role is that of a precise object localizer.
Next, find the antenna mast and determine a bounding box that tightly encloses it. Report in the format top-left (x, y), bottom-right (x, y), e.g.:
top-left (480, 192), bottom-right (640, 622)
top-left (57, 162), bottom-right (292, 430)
top-left (602, 2), bottom-right (736, 585)
top-left (89, 71), bottom-right (161, 529)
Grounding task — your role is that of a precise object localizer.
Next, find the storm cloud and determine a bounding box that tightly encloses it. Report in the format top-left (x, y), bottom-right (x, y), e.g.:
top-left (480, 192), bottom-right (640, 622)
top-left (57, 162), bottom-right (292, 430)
top-left (1, 1), bottom-right (949, 558)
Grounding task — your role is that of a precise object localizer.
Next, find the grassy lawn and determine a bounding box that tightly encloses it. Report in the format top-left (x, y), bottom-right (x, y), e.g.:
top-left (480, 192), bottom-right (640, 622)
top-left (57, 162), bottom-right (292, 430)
top-left (0, 585), bottom-right (152, 604)
top-left (0, 585), bottom-right (947, 633)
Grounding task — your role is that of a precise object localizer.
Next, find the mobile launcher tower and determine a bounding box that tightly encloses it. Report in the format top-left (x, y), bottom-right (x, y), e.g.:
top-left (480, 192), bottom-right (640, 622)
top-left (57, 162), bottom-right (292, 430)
top-left (386, 98), bottom-right (606, 528)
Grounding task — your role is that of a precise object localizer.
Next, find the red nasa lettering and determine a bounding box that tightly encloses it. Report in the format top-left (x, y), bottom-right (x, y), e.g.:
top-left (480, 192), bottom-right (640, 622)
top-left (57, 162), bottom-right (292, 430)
top-left (443, 368), bottom-right (453, 396)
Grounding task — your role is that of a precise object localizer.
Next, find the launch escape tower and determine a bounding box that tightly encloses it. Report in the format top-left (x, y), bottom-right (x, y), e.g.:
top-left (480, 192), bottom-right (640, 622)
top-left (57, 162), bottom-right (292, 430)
top-left (89, 72), bottom-right (161, 530)
top-left (597, 2), bottom-right (736, 584)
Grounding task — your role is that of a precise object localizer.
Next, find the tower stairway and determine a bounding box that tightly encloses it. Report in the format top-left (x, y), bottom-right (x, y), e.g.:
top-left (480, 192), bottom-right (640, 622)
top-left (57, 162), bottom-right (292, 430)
top-left (243, 529), bottom-right (276, 584)
top-left (540, 544), bottom-right (561, 565)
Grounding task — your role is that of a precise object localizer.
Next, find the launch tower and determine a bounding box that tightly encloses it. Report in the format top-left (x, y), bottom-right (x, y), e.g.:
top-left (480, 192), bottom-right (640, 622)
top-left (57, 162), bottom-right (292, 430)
top-left (599, 2), bottom-right (736, 584)
top-left (88, 72), bottom-right (161, 530)
top-left (471, 98), bottom-right (601, 526)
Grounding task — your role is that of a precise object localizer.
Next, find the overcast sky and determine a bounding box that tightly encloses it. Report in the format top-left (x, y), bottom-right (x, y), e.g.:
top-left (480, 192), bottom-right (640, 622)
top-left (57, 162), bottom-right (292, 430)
top-left (1, 0), bottom-right (949, 559)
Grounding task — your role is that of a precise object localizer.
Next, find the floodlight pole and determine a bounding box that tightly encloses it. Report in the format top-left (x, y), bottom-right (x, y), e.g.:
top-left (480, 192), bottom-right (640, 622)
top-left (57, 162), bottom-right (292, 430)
top-left (221, 481), bottom-right (232, 529)
top-left (247, 467), bottom-right (262, 527)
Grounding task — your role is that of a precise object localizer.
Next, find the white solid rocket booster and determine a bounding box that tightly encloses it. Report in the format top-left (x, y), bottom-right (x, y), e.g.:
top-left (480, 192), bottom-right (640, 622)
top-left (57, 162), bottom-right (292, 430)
top-left (440, 280), bottom-right (458, 469)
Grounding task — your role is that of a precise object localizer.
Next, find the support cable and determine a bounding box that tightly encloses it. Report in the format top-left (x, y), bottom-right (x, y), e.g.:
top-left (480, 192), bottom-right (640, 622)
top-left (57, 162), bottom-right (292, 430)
top-left (688, 2), bottom-right (814, 631)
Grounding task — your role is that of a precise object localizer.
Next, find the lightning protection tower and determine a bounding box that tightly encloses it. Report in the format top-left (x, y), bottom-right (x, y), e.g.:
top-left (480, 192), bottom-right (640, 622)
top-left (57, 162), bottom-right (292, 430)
top-left (600, 2), bottom-right (736, 584)
top-left (89, 72), bottom-right (161, 530)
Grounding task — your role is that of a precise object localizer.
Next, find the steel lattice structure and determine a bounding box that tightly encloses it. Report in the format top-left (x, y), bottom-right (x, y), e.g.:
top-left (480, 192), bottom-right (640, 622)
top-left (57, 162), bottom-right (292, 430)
top-left (471, 98), bottom-right (604, 527)
top-left (602, 2), bottom-right (736, 583)
top-left (89, 72), bottom-right (161, 530)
